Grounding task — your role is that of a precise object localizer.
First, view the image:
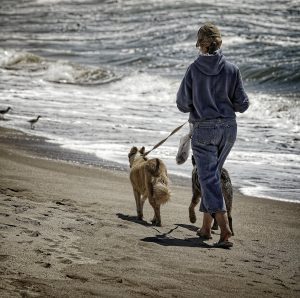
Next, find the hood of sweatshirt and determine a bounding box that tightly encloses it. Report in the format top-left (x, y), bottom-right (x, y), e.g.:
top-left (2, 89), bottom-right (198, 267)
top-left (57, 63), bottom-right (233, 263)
top-left (193, 50), bottom-right (225, 76)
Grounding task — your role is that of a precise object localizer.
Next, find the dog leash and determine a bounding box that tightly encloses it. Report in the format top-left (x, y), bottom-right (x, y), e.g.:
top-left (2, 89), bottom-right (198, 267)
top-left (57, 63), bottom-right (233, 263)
top-left (143, 121), bottom-right (188, 157)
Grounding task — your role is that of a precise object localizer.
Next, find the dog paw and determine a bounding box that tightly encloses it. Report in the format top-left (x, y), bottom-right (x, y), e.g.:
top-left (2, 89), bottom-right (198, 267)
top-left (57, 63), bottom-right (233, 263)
top-left (189, 207), bottom-right (197, 223)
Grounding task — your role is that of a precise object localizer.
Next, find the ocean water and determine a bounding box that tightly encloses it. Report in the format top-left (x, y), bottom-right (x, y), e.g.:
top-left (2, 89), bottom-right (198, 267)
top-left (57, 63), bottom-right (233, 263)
top-left (0, 0), bottom-right (299, 203)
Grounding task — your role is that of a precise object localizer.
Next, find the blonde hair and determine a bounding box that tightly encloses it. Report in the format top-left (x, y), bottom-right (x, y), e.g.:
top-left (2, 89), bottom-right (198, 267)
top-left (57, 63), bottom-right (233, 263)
top-left (196, 22), bottom-right (222, 54)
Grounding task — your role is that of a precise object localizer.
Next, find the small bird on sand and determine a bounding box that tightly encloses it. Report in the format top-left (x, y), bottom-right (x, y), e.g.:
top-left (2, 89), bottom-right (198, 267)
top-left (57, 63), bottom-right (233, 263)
top-left (28, 115), bottom-right (41, 130)
top-left (0, 107), bottom-right (11, 119)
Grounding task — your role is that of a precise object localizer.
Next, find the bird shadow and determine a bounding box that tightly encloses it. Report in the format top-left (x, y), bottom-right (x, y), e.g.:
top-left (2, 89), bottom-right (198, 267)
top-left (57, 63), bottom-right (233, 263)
top-left (116, 213), bottom-right (153, 227)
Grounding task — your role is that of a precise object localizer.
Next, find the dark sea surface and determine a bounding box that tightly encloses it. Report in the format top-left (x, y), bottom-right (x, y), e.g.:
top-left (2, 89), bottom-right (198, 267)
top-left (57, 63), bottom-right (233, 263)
top-left (0, 0), bottom-right (299, 202)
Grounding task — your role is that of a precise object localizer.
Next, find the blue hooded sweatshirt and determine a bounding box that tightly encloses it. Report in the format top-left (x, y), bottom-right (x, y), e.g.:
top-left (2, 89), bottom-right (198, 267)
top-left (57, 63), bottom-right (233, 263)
top-left (176, 50), bottom-right (249, 123)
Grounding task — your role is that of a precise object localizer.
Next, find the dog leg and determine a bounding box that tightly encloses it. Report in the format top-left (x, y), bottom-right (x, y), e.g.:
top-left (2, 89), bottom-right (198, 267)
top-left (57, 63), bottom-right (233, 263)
top-left (228, 213), bottom-right (234, 236)
top-left (189, 193), bottom-right (200, 224)
top-left (151, 215), bottom-right (156, 223)
top-left (148, 198), bottom-right (161, 227)
top-left (140, 196), bottom-right (147, 220)
top-left (212, 219), bottom-right (218, 230)
top-left (145, 178), bottom-right (159, 225)
top-left (153, 205), bottom-right (161, 227)
top-left (133, 190), bottom-right (143, 220)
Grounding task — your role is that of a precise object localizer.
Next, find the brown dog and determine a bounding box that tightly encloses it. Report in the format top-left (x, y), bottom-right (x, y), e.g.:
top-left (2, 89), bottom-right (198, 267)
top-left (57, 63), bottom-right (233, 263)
top-left (189, 155), bottom-right (234, 235)
top-left (128, 146), bottom-right (170, 226)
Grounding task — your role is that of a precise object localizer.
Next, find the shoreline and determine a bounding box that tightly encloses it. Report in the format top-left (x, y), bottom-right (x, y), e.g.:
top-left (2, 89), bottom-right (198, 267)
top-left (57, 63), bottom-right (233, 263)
top-left (0, 125), bottom-right (298, 204)
top-left (0, 126), bottom-right (299, 297)
top-left (0, 126), bottom-right (192, 188)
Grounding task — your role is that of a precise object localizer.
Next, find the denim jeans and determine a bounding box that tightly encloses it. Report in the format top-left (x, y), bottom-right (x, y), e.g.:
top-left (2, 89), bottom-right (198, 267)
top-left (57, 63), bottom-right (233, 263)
top-left (191, 118), bottom-right (237, 214)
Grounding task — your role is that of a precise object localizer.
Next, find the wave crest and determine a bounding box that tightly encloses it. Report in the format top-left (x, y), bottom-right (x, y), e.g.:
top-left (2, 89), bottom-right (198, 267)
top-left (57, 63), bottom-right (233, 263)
top-left (0, 49), bottom-right (118, 85)
top-left (44, 62), bottom-right (118, 85)
top-left (0, 50), bottom-right (44, 70)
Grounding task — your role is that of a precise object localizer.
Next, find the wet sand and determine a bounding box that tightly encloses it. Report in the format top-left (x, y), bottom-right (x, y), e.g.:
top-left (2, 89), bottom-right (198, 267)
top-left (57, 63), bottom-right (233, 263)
top-left (0, 127), bottom-right (299, 297)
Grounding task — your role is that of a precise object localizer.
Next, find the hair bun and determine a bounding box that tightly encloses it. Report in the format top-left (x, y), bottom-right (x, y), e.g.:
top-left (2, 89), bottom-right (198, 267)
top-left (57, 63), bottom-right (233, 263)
top-left (208, 41), bottom-right (218, 54)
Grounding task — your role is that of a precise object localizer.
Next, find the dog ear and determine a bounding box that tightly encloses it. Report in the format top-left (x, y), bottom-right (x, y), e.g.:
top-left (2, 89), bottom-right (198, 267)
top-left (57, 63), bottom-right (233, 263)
top-left (128, 146), bottom-right (138, 158)
top-left (140, 146), bottom-right (145, 154)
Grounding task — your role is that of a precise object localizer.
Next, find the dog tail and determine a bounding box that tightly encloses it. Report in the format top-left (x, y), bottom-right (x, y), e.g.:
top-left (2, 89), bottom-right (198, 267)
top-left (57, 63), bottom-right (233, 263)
top-left (152, 175), bottom-right (171, 204)
top-left (145, 158), bottom-right (170, 204)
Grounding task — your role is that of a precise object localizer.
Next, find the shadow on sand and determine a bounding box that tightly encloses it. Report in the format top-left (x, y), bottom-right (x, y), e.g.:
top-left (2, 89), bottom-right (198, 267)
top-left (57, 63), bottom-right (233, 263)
top-left (117, 213), bottom-right (212, 248)
top-left (141, 224), bottom-right (212, 248)
top-left (141, 235), bottom-right (211, 248)
top-left (116, 213), bottom-right (153, 227)
top-left (175, 223), bottom-right (199, 232)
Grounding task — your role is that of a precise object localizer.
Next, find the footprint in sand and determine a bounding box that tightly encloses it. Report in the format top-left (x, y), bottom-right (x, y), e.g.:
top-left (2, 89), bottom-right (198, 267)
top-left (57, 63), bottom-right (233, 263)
top-left (0, 212), bottom-right (10, 217)
top-left (93, 272), bottom-right (123, 284)
top-left (273, 277), bottom-right (289, 289)
top-left (13, 204), bottom-right (34, 214)
top-left (263, 290), bottom-right (273, 294)
top-left (43, 237), bottom-right (55, 243)
top-left (23, 230), bottom-right (40, 237)
top-left (17, 240), bottom-right (33, 244)
top-left (59, 258), bottom-right (73, 264)
top-left (252, 259), bottom-right (263, 263)
top-left (66, 273), bottom-right (88, 282)
top-left (34, 249), bottom-right (51, 256)
top-left (54, 199), bottom-right (74, 206)
top-left (42, 213), bottom-right (51, 217)
top-left (61, 227), bottom-right (76, 232)
top-left (58, 234), bottom-right (68, 239)
top-left (68, 253), bottom-right (81, 260)
top-left (249, 270), bottom-right (264, 276)
top-left (0, 255), bottom-right (9, 262)
top-left (35, 261), bottom-right (51, 268)
top-left (0, 223), bottom-right (16, 230)
top-left (255, 264), bottom-right (279, 271)
top-left (16, 217), bottom-right (40, 226)
top-left (46, 248), bottom-right (58, 253)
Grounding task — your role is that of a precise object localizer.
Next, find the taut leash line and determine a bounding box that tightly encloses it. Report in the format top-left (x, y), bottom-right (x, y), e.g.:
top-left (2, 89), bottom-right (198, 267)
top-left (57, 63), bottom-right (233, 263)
top-left (143, 121), bottom-right (188, 157)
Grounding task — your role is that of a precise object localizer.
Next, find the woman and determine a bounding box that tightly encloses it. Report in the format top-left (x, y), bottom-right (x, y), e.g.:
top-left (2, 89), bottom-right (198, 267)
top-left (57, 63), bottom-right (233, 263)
top-left (176, 22), bottom-right (249, 248)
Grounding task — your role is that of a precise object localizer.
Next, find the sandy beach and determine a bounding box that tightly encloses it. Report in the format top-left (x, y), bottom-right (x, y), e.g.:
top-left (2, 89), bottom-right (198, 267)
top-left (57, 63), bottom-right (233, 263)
top-left (0, 127), bottom-right (299, 298)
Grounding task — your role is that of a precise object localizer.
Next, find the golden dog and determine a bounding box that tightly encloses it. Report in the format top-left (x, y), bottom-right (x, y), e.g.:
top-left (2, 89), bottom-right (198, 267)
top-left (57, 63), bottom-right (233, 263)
top-left (128, 146), bottom-right (170, 226)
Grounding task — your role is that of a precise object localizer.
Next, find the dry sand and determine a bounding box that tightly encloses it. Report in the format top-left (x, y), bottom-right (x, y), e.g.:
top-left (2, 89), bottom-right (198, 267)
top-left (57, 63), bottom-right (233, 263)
top-left (0, 127), bottom-right (299, 297)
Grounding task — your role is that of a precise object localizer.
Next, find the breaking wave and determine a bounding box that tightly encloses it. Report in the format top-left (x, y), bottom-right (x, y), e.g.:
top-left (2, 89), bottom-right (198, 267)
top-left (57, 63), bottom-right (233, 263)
top-left (0, 49), bottom-right (118, 85)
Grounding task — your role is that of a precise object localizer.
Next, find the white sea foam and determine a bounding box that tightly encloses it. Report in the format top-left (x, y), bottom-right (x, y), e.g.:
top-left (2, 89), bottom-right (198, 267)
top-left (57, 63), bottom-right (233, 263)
top-left (44, 61), bottom-right (118, 85)
top-left (0, 49), bottom-right (43, 69)
top-left (45, 63), bottom-right (75, 83)
top-left (0, 49), bottom-right (118, 85)
top-left (240, 184), bottom-right (300, 204)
